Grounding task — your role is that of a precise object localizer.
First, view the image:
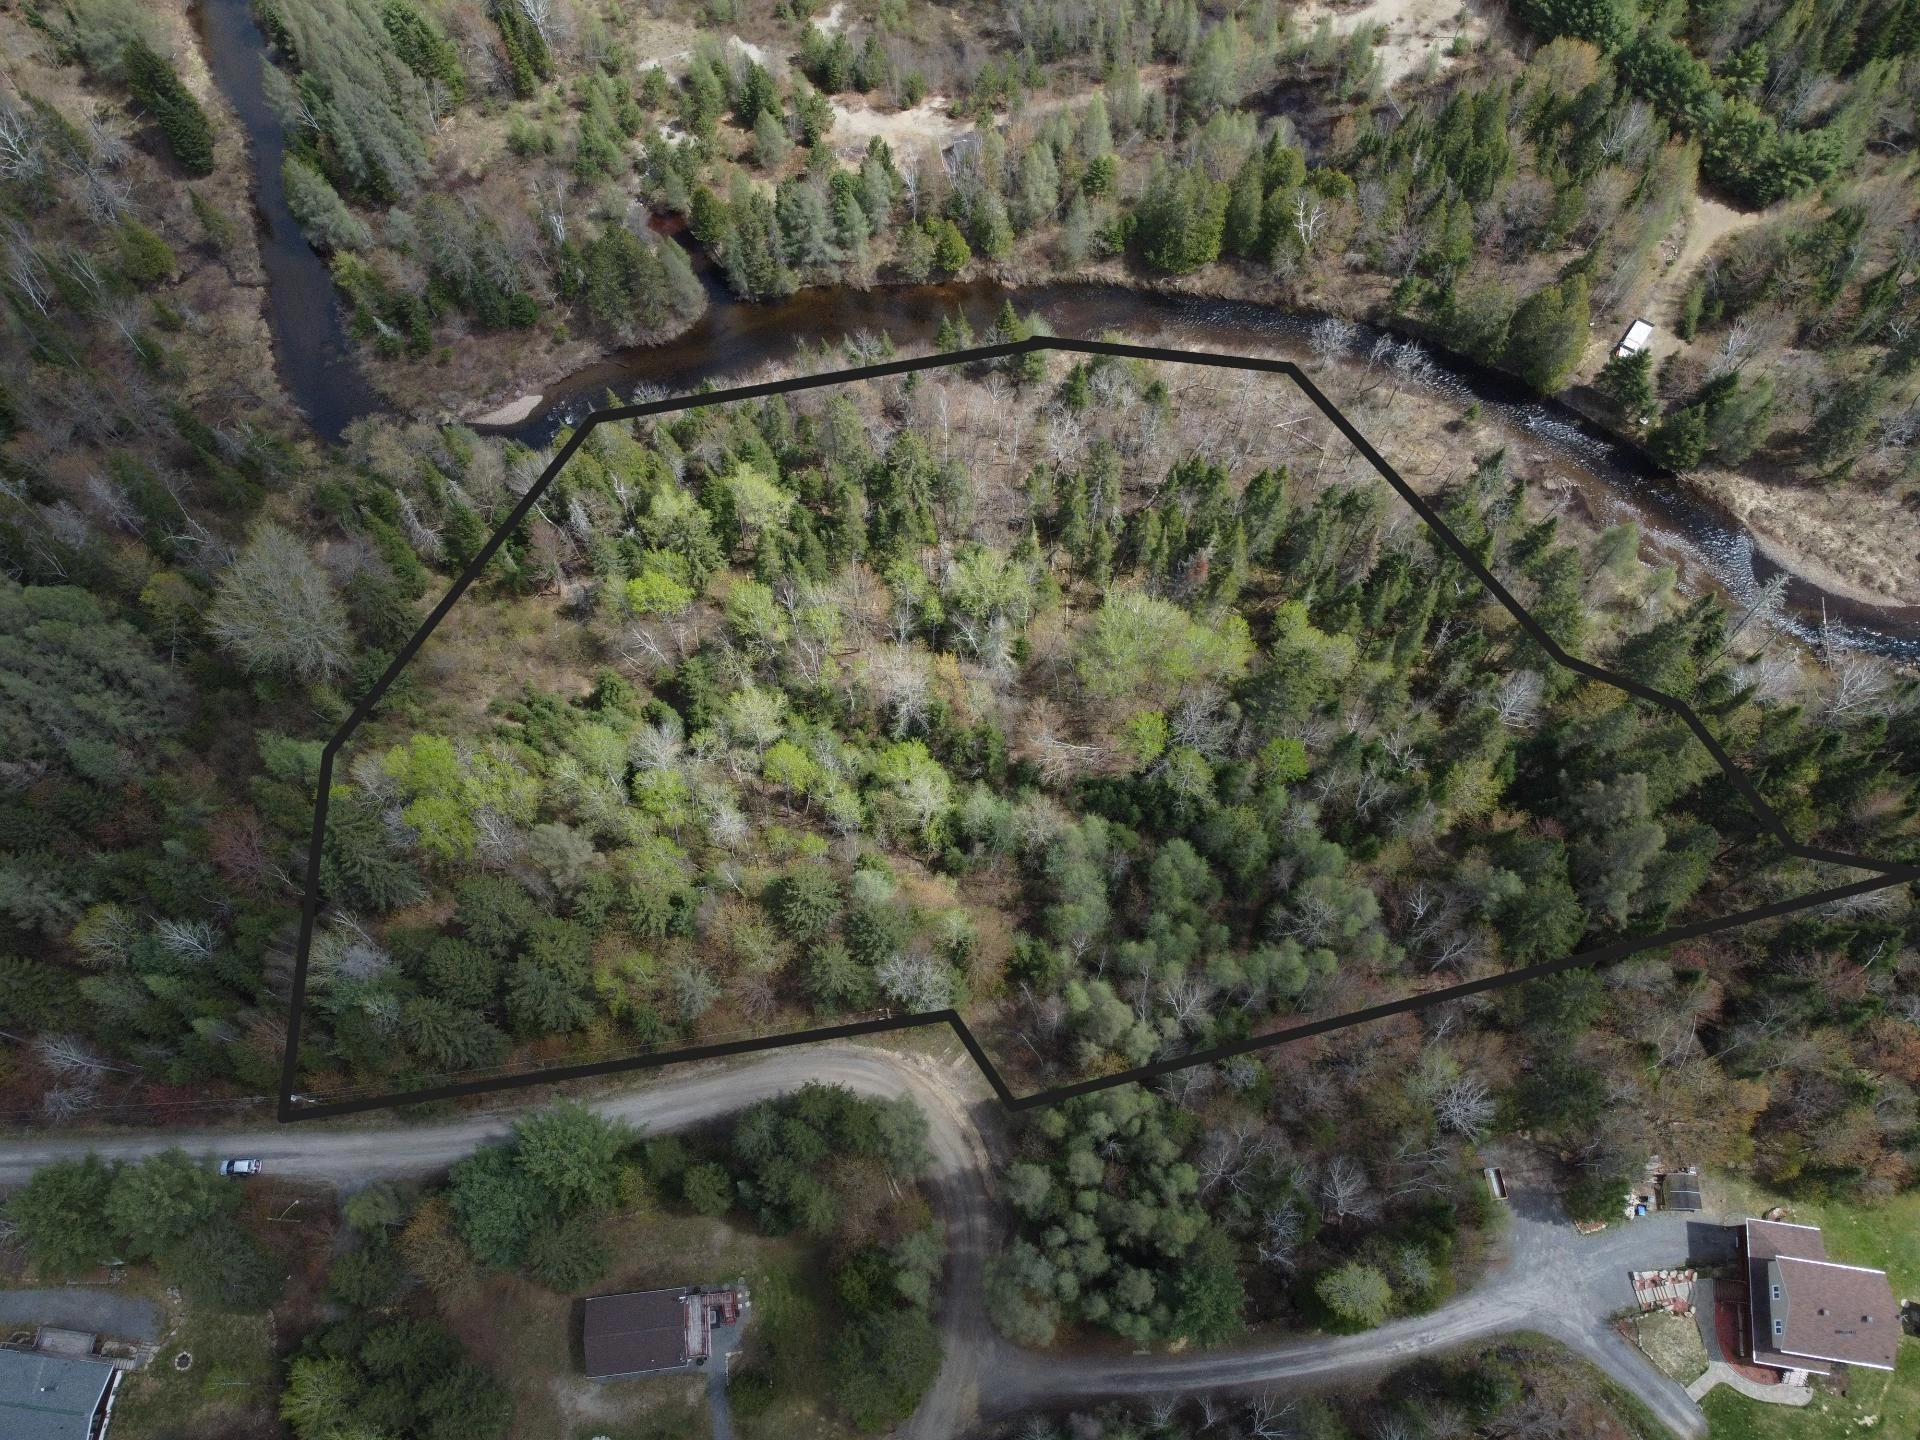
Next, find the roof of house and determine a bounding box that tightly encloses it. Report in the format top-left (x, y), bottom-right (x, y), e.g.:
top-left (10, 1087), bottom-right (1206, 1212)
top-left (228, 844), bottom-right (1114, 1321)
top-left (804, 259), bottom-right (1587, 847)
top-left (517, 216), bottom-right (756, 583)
top-left (1746, 1217), bottom-right (1830, 1262)
top-left (1744, 1219), bottom-right (1899, 1371)
top-left (582, 1289), bottom-right (695, 1379)
top-left (0, 1348), bottom-right (115, 1440)
top-left (1616, 319), bottom-right (1654, 355)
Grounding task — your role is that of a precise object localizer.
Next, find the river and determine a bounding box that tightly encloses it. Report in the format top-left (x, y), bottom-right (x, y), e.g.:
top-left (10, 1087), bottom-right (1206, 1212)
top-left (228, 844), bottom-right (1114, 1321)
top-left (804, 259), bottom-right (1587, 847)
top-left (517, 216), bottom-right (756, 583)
top-left (194, 0), bottom-right (383, 441)
top-left (195, 8), bottom-right (1917, 658)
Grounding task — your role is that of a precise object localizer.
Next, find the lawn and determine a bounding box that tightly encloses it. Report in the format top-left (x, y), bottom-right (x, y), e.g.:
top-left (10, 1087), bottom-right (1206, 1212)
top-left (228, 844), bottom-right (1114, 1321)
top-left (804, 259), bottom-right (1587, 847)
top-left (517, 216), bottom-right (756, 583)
top-left (1703, 1336), bottom-right (1920, 1439)
top-left (730, 1252), bottom-right (854, 1440)
top-left (1624, 1309), bottom-right (1709, 1385)
top-left (111, 1306), bottom-right (277, 1440)
top-left (439, 1208), bottom-right (871, 1440)
top-left (1708, 1173), bottom-right (1920, 1293)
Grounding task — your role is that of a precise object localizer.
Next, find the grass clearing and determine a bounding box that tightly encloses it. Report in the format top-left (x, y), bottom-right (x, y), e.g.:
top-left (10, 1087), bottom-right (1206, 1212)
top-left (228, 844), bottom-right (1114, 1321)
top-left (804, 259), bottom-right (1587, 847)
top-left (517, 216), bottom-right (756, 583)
top-left (111, 1307), bottom-right (276, 1440)
top-left (437, 1207), bottom-right (867, 1440)
top-left (731, 1251), bottom-right (849, 1440)
top-left (1497, 1333), bottom-right (1671, 1440)
top-left (1708, 1173), bottom-right (1920, 1294)
top-left (561, 1403), bottom-right (708, 1440)
top-left (1702, 1337), bottom-right (1920, 1439)
top-left (1624, 1308), bottom-right (1709, 1385)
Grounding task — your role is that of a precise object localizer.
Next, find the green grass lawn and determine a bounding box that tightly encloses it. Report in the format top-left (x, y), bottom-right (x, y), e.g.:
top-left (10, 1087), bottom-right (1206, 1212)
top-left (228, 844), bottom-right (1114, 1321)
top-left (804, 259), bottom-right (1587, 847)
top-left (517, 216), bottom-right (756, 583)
top-left (565, 1404), bottom-right (707, 1440)
top-left (729, 1251), bottom-right (863, 1440)
top-left (1703, 1337), bottom-right (1920, 1439)
top-left (111, 1308), bottom-right (276, 1440)
top-left (1708, 1173), bottom-right (1920, 1293)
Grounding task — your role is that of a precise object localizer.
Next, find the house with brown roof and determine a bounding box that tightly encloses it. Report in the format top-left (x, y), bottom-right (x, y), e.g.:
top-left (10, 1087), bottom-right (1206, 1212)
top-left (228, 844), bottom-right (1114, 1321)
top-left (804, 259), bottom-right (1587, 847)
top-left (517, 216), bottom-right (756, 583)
top-left (1740, 1218), bottom-right (1899, 1375)
top-left (581, 1286), bottom-right (743, 1381)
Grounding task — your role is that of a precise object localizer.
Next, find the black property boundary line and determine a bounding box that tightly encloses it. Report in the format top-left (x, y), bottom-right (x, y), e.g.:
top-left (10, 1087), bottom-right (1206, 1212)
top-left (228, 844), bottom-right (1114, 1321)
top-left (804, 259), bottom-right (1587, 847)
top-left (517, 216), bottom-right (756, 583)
top-left (279, 338), bottom-right (1918, 1124)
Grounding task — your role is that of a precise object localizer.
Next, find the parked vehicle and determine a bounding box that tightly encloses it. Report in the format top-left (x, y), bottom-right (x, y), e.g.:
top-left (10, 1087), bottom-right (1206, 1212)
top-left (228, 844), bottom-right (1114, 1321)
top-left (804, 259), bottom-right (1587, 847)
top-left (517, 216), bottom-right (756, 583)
top-left (220, 1158), bottom-right (262, 1176)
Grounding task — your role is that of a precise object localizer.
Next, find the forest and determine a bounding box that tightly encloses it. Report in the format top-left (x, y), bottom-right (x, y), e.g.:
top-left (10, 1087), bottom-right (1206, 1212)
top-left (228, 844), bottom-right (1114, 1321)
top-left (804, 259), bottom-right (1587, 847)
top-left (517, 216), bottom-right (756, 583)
top-left (1, 0), bottom-right (1919, 1432)
top-left (4, 219), bottom-right (1918, 1191)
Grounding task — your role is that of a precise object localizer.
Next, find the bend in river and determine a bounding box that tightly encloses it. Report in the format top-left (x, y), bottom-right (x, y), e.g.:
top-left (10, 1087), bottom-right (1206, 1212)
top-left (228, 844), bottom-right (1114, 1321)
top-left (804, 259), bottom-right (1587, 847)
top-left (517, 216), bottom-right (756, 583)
top-left (194, 12), bottom-right (1916, 657)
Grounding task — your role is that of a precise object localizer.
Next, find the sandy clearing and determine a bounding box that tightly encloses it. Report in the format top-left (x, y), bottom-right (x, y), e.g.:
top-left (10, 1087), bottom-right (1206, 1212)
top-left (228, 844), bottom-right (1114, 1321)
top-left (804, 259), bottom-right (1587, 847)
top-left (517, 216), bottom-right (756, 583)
top-left (727, 33), bottom-right (772, 69)
top-left (633, 27), bottom-right (774, 79)
top-left (813, 1), bottom-right (848, 34)
top-left (467, 392), bottom-right (545, 427)
top-left (1291, 0), bottom-right (1487, 89)
top-left (829, 94), bottom-right (973, 159)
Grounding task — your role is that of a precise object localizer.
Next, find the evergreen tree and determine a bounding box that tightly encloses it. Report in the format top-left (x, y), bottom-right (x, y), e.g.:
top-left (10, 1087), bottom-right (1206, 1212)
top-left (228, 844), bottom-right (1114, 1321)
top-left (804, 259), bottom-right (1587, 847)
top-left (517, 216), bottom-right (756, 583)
top-left (382, 0), bottom-right (465, 102)
top-left (1134, 160), bottom-right (1229, 274)
top-left (1222, 156), bottom-right (1266, 259)
top-left (932, 219), bottom-right (973, 274)
top-left (122, 40), bottom-right (215, 175)
top-left (1596, 347), bottom-right (1654, 421)
top-left (1501, 275), bottom-right (1590, 392)
top-left (1647, 405), bottom-right (1710, 469)
top-left (283, 155), bottom-right (371, 251)
top-left (5, 1156), bottom-right (118, 1276)
top-left (971, 192), bottom-right (1014, 261)
top-left (1513, 0), bottom-right (1635, 49)
top-left (490, 0), bottom-right (552, 97)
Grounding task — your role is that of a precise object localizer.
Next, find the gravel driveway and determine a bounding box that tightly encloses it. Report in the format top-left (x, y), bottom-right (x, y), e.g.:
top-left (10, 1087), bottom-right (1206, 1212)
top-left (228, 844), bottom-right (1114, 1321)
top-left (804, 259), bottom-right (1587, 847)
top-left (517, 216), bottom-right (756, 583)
top-left (985, 1183), bottom-right (1708, 1439)
top-left (0, 1288), bottom-right (161, 1342)
top-left (0, 1045), bottom-right (1710, 1438)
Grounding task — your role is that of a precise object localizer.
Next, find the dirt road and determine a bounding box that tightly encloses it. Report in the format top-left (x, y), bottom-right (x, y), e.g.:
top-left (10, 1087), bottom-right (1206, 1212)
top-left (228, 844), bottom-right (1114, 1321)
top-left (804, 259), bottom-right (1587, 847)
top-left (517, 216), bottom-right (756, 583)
top-left (0, 1044), bottom-right (1704, 1439)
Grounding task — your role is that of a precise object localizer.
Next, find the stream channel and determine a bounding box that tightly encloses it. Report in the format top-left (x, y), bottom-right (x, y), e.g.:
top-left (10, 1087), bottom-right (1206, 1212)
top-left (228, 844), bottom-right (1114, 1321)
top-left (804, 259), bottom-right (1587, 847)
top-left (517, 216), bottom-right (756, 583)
top-left (195, 0), bottom-right (1918, 659)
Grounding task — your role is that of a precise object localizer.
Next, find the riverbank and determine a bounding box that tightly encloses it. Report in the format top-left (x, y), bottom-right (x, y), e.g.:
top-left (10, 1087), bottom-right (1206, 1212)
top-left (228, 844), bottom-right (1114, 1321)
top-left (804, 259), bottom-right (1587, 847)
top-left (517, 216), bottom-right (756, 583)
top-left (446, 259), bottom-right (1915, 643)
top-left (1690, 467), bottom-right (1918, 612)
top-left (390, 303), bottom-right (713, 433)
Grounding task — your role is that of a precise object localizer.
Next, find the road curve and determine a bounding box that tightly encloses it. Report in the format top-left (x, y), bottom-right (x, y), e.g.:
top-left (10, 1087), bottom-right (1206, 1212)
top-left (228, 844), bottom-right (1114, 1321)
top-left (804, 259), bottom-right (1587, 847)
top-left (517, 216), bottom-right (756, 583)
top-left (0, 1044), bottom-right (1002, 1440)
top-left (0, 1043), bottom-right (1703, 1439)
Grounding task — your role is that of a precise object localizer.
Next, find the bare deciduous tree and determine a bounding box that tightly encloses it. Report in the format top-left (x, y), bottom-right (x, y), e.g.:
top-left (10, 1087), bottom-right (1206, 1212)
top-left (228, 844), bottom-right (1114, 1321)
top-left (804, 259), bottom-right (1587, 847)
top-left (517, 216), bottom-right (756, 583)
top-left (32, 1033), bottom-right (116, 1076)
top-left (43, 1077), bottom-right (102, 1124)
top-left (4, 226), bottom-right (51, 316)
top-left (154, 917), bottom-right (219, 963)
top-left (1257, 1199), bottom-right (1304, 1272)
top-left (207, 523), bottom-right (353, 682)
top-left (1494, 669), bottom-right (1545, 728)
top-left (1293, 192), bottom-right (1327, 253)
top-left (0, 102), bottom-right (43, 182)
top-left (1434, 1070), bottom-right (1496, 1140)
top-left (1320, 1153), bottom-right (1381, 1223)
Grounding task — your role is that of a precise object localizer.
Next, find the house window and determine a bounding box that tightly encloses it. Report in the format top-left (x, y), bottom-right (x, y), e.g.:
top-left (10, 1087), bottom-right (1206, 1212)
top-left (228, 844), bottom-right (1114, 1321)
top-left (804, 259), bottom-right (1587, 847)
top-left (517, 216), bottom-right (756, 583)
top-left (1771, 1284), bottom-right (1783, 1300)
top-left (1773, 1319), bottom-right (1785, 1336)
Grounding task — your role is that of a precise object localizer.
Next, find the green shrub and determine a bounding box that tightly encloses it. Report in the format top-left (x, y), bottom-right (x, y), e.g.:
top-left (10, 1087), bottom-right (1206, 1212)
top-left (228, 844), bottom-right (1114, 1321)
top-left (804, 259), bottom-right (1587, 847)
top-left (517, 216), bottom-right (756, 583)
top-left (116, 219), bottom-right (177, 284)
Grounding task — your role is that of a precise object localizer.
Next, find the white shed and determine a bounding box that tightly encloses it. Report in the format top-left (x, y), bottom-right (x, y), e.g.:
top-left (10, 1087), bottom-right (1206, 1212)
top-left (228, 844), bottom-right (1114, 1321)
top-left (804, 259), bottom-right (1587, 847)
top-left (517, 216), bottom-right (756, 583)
top-left (1614, 320), bottom-right (1654, 358)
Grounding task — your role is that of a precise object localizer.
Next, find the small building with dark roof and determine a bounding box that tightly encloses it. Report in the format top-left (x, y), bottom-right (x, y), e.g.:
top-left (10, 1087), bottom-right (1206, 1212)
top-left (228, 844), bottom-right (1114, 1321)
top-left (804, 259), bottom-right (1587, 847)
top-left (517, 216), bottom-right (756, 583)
top-left (582, 1287), bottom-right (742, 1381)
top-left (1742, 1218), bottom-right (1899, 1375)
top-left (0, 1348), bottom-right (120, 1440)
top-left (1660, 1171), bottom-right (1703, 1212)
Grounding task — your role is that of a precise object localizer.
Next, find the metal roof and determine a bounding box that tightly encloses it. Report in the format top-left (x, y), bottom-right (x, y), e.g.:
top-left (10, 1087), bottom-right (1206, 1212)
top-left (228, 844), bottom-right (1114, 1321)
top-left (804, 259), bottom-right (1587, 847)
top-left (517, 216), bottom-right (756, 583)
top-left (1615, 319), bottom-right (1654, 355)
top-left (0, 1349), bottom-right (115, 1440)
top-left (1661, 1173), bottom-right (1703, 1210)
